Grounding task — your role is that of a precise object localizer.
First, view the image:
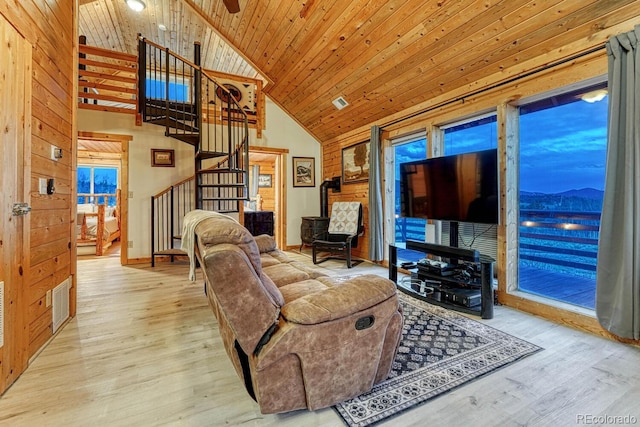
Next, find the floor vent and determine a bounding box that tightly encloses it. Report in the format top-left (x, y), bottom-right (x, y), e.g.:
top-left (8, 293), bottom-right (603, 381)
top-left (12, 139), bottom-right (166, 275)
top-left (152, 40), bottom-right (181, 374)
top-left (0, 281), bottom-right (4, 348)
top-left (52, 277), bottom-right (70, 334)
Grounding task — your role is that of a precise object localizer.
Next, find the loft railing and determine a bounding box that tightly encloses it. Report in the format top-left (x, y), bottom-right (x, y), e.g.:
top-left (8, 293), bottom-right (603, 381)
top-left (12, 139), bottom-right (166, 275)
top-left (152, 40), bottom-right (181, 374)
top-left (77, 36), bottom-right (138, 114)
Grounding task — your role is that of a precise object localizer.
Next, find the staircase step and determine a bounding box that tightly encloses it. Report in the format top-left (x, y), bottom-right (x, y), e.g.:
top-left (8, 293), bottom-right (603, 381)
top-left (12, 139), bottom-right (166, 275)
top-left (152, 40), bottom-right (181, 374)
top-left (145, 116), bottom-right (199, 133)
top-left (200, 196), bottom-right (248, 202)
top-left (145, 107), bottom-right (197, 123)
top-left (196, 150), bottom-right (228, 160)
top-left (198, 183), bottom-right (247, 188)
top-left (197, 168), bottom-right (246, 174)
top-left (170, 134), bottom-right (200, 146)
top-left (146, 99), bottom-right (196, 114)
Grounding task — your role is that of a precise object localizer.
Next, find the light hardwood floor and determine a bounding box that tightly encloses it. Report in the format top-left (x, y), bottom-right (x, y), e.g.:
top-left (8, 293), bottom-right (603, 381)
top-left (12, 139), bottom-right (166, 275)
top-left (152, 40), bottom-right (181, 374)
top-left (1, 251), bottom-right (640, 426)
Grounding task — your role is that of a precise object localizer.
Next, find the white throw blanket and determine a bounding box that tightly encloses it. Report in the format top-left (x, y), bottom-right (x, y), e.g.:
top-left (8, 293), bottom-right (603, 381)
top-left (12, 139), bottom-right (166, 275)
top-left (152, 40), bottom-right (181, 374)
top-left (181, 210), bottom-right (238, 281)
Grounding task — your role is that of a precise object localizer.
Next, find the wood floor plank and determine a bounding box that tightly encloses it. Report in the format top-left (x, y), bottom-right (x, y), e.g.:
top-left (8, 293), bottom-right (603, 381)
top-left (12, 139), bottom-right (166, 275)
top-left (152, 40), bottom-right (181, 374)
top-left (0, 251), bottom-right (639, 426)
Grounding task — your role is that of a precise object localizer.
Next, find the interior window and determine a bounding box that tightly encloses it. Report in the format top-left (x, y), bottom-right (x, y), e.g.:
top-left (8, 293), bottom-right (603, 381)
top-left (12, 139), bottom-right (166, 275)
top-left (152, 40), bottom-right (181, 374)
top-left (77, 166), bottom-right (119, 206)
top-left (518, 83), bottom-right (608, 310)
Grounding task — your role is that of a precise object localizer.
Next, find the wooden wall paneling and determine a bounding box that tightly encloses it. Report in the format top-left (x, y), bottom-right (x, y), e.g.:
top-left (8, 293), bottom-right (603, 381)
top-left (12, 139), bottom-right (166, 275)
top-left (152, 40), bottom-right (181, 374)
top-left (264, 2), bottom-right (350, 83)
top-left (255, 160), bottom-right (276, 212)
top-left (29, 251), bottom-right (71, 285)
top-left (282, 0), bottom-right (469, 110)
top-left (294, 0), bottom-right (638, 141)
top-left (0, 10), bottom-right (32, 393)
top-left (30, 238), bottom-right (71, 268)
top-left (268, 0), bottom-right (378, 99)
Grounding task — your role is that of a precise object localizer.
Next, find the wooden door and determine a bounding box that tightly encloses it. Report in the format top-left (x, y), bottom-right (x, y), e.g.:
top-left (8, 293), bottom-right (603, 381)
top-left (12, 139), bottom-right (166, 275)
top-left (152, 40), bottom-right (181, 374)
top-left (0, 14), bottom-right (32, 394)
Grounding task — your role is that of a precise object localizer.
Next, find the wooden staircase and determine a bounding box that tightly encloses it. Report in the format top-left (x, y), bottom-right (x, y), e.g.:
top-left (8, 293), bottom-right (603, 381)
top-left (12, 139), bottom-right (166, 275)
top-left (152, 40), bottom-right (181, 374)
top-left (137, 37), bottom-right (250, 265)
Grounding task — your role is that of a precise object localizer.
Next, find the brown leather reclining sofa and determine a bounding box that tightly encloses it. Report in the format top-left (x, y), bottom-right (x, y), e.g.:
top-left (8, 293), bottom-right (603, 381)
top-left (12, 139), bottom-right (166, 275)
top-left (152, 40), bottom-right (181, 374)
top-left (194, 214), bottom-right (403, 413)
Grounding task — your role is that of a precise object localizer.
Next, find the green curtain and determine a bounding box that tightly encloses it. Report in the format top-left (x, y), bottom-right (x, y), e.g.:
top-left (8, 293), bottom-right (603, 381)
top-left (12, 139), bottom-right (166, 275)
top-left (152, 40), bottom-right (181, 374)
top-left (368, 125), bottom-right (384, 261)
top-left (596, 25), bottom-right (640, 339)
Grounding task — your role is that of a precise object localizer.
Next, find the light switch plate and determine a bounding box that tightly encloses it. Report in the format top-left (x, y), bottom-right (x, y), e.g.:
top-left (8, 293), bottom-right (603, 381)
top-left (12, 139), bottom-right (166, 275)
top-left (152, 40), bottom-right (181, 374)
top-left (39, 178), bottom-right (47, 195)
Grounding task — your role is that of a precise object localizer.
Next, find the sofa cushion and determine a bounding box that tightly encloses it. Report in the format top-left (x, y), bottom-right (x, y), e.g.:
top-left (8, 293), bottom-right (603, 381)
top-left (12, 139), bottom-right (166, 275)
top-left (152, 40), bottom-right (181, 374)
top-left (281, 275), bottom-right (397, 324)
top-left (260, 253), bottom-right (284, 267)
top-left (279, 279), bottom-right (330, 303)
top-left (255, 234), bottom-right (277, 253)
top-left (263, 263), bottom-right (311, 287)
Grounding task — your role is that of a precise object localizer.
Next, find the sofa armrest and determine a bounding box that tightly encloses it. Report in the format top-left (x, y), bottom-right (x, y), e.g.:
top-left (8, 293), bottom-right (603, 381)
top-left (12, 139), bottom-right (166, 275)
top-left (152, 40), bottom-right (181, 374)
top-left (281, 275), bottom-right (397, 324)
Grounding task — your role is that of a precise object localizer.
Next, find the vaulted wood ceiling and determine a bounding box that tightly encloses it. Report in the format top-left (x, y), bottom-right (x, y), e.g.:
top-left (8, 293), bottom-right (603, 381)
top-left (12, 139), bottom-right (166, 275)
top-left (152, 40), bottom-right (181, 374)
top-left (78, 0), bottom-right (640, 143)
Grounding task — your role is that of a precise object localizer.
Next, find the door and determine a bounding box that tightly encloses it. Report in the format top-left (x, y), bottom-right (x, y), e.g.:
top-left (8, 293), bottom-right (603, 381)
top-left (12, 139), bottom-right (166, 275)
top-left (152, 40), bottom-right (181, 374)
top-left (0, 14), bottom-right (31, 394)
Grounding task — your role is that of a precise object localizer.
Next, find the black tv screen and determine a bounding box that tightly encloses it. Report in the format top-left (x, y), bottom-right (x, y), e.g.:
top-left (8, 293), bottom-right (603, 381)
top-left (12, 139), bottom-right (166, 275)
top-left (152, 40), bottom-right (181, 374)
top-left (399, 149), bottom-right (499, 224)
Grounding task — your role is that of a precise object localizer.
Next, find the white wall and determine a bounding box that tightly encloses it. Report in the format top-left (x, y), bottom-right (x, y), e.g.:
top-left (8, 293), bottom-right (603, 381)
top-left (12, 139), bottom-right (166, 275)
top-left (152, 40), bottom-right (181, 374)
top-left (77, 109), bottom-right (194, 259)
top-left (260, 97), bottom-right (322, 247)
top-left (77, 96), bottom-right (322, 257)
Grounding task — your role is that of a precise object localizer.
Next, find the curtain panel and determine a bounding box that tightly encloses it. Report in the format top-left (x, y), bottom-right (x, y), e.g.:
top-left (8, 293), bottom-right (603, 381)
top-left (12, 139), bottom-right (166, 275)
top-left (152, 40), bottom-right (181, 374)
top-left (369, 125), bottom-right (384, 261)
top-left (596, 25), bottom-right (640, 339)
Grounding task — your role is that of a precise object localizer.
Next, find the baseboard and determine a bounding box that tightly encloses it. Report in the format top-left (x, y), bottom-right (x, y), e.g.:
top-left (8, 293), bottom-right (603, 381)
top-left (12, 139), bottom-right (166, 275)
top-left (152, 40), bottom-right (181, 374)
top-left (126, 257), bottom-right (152, 265)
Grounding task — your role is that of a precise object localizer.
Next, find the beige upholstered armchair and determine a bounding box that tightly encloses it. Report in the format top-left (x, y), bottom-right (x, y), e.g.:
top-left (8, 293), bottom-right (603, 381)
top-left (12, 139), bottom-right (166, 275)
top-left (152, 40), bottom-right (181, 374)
top-left (194, 214), bottom-right (403, 414)
top-left (312, 201), bottom-right (364, 268)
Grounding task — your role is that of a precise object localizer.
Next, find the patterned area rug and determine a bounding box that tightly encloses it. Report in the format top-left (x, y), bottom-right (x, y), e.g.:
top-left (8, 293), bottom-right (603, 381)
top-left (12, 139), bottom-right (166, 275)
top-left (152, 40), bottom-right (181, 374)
top-left (334, 293), bottom-right (543, 426)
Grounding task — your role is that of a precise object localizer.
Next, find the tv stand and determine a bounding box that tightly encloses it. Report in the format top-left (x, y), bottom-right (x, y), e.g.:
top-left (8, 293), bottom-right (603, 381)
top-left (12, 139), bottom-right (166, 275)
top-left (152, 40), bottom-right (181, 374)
top-left (389, 240), bottom-right (494, 319)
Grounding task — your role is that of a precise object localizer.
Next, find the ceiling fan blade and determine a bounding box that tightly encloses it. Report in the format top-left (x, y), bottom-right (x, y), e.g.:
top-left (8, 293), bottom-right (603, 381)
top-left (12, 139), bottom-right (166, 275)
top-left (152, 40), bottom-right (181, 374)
top-left (223, 0), bottom-right (240, 13)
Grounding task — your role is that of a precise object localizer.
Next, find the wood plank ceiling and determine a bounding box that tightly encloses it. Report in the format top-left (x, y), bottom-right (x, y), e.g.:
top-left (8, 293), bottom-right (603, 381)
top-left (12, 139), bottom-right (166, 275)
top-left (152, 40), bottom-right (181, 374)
top-left (78, 0), bottom-right (640, 143)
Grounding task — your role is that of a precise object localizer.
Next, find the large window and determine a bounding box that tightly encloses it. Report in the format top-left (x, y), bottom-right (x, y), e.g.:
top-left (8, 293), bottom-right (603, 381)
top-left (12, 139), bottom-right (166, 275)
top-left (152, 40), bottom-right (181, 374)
top-left (393, 137), bottom-right (427, 245)
top-left (443, 114), bottom-right (497, 155)
top-left (518, 83), bottom-right (608, 310)
top-left (442, 114), bottom-right (498, 258)
top-left (77, 166), bottom-right (119, 206)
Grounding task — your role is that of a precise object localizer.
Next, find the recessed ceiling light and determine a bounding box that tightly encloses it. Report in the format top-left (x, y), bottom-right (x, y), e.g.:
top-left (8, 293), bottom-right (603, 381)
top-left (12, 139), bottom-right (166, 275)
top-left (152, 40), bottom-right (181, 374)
top-left (125, 0), bottom-right (146, 12)
top-left (332, 96), bottom-right (349, 110)
top-left (158, 24), bottom-right (167, 31)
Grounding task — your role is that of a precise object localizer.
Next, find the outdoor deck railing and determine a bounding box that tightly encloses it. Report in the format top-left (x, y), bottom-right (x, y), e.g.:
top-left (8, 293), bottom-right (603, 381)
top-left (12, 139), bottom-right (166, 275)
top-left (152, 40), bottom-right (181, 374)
top-left (395, 209), bottom-right (600, 275)
top-left (519, 209), bottom-right (600, 273)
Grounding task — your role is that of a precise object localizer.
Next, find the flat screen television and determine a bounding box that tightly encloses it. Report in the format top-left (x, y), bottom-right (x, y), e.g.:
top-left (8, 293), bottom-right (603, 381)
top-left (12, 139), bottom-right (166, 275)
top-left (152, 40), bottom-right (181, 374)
top-left (399, 149), bottom-right (499, 224)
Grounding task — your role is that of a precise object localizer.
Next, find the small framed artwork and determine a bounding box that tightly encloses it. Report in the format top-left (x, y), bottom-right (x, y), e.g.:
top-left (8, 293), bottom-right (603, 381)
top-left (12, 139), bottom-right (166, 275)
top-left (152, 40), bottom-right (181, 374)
top-left (258, 174), bottom-right (272, 188)
top-left (292, 157), bottom-right (315, 187)
top-left (151, 149), bottom-right (175, 167)
top-left (342, 141), bottom-right (370, 184)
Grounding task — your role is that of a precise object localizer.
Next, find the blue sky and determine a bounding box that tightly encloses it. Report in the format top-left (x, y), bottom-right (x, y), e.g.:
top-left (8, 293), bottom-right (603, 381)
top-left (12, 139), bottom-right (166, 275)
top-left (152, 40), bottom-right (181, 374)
top-left (520, 96), bottom-right (608, 193)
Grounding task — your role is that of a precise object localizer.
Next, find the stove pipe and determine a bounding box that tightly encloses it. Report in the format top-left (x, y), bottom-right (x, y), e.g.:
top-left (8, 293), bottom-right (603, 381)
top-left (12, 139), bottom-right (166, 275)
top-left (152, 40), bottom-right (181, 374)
top-left (320, 177), bottom-right (341, 217)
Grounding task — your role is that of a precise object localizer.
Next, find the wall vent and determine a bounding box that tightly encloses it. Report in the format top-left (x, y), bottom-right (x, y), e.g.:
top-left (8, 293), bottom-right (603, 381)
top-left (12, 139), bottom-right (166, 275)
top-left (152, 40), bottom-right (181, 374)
top-left (332, 96), bottom-right (349, 110)
top-left (0, 281), bottom-right (4, 348)
top-left (52, 277), bottom-right (70, 334)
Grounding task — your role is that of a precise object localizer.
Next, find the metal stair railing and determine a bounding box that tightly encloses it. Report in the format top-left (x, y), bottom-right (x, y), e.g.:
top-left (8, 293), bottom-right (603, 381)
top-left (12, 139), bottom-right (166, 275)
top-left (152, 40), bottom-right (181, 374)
top-left (138, 35), bottom-right (251, 265)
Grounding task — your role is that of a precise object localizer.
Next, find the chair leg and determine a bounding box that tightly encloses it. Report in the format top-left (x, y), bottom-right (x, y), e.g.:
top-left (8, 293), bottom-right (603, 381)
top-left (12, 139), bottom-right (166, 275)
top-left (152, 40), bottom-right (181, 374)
top-left (346, 242), bottom-right (352, 268)
top-left (312, 245), bottom-right (318, 264)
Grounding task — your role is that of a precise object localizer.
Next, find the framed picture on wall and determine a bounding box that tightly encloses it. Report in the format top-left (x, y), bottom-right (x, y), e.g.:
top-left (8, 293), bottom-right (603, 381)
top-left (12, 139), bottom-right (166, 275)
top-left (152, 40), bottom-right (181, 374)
top-left (292, 157), bottom-right (315, 187)
top-left (342, 141), bottom-right (369, 184)
top-left (258, 174), bottom-right (272, 188)
top-left (151, 149), bottom-right (175, 167)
